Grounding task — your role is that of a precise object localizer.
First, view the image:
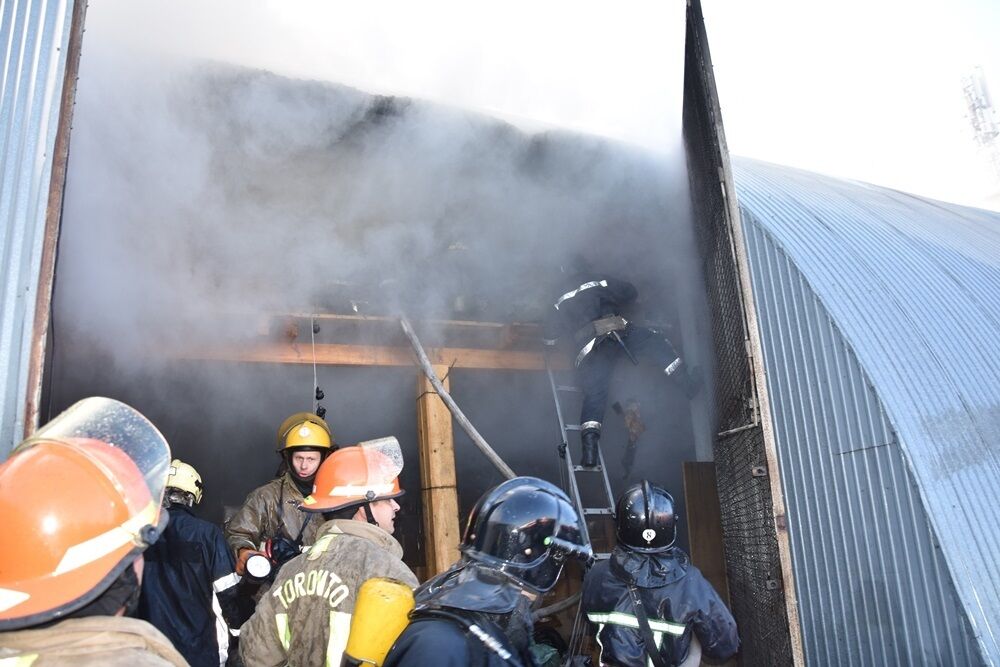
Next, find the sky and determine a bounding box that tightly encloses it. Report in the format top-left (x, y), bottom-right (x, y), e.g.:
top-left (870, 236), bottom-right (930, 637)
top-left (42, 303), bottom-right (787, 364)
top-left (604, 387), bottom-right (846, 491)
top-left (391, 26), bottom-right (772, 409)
top-left (702, 0), bottom-right (1000, 211)
top-left (98, 0), bottom-right (1000, 211)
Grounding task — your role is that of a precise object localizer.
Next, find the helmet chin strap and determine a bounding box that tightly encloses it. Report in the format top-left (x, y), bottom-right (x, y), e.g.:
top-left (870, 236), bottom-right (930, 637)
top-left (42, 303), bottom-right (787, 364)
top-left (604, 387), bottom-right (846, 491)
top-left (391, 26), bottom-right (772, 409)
top-left (362, 502), bottom-right (378, 527)
top-left (360, 491), bottom-right (379, 527)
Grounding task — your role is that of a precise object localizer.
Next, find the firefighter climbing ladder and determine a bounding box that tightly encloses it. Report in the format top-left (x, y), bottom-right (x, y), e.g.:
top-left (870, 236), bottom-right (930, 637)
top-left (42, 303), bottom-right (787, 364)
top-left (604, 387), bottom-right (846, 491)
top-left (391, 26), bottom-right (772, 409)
top-left (544, 357), bottom-right (616, 559)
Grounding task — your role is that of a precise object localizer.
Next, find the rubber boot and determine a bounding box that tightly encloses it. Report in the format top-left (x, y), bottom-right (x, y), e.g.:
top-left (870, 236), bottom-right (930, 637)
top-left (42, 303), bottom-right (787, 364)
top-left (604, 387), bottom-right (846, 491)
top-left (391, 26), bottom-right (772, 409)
top-left (581, 430), bottom-right (600, 468)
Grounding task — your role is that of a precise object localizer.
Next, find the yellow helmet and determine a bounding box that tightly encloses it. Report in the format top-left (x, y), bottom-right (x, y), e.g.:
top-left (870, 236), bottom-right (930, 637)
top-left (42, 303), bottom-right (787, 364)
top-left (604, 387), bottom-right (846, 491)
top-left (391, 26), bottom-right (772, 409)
top-left (277, 412), bottom-right (333, 452)
top-left (167, 458), bottom-right (203, 504)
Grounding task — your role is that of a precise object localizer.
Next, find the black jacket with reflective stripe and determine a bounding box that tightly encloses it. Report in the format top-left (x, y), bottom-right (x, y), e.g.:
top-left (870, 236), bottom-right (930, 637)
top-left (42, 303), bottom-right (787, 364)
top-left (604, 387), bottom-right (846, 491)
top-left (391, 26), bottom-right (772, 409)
top-left (542, 274), bottom-right (638, 342)
top-left (384, 613), bottom-right (536, 667)
top-left (581, 547), bottom-right (738, 667)
top-left (138, 505), bottom-right (241, 667)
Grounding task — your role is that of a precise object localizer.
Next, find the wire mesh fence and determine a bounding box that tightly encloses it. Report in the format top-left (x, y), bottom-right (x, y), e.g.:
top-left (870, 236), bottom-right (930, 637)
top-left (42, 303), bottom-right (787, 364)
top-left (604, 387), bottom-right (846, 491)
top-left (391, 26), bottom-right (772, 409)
top-left (683, 5), bottom-right (793, 663)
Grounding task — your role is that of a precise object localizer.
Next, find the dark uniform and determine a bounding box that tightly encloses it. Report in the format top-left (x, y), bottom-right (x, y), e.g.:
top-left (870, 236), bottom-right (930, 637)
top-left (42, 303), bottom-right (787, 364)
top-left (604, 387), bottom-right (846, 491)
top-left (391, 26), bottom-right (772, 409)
top-left (384, 477), bottom-right (591, 667)
top-left (582, 547), bottom-right (738, 666)
top-left (582, 480), bottom-right (738, 667)
top-left (138, 504), bottom-right (242, 667)
top-left (385, 564), bottom-right (537, 667)
top-left (543, 272), bottom-right (689, 466)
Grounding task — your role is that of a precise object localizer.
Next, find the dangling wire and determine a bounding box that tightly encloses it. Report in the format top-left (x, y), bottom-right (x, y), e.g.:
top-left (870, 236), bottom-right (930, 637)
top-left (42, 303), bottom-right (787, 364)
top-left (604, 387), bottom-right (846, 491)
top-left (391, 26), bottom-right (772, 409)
top-left (311, 316), bottom-right (327, 419)
top-left (565, 591), bottom-right (588, 665)
top-left (311, 316), bottom-right (318, 409)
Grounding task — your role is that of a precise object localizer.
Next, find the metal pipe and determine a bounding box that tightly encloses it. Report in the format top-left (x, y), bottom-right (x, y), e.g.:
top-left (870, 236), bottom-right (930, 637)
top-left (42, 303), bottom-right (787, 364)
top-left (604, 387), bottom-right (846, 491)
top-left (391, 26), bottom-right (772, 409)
top-left (399, 316), bottom-right (515, 480)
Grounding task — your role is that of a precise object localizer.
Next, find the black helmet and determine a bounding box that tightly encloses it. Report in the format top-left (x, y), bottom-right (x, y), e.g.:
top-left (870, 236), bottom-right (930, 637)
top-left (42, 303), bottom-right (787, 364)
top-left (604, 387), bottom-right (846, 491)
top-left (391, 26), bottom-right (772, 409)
top-left (461, 476), bottom-right (591, 593)
top-left (615, 480), bottom-right (677, 553)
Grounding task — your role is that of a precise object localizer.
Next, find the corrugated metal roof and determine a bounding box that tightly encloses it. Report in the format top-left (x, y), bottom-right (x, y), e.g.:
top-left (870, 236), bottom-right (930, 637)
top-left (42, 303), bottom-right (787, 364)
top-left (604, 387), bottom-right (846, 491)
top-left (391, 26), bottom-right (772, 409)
top-left (734, 157), bottom-right (1000, 664)
top-left (0, 0), bottom-right (74, 456)
top-left (742, 210), bottom-right (979, 665)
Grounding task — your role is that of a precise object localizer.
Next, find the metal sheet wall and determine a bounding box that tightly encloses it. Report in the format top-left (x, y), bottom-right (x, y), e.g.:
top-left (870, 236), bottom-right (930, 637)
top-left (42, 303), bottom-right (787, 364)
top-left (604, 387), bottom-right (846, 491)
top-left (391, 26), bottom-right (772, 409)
top-left (0, 0), bottom-right (73, 455)
top-left (742, 213), bottom-right (979, 665)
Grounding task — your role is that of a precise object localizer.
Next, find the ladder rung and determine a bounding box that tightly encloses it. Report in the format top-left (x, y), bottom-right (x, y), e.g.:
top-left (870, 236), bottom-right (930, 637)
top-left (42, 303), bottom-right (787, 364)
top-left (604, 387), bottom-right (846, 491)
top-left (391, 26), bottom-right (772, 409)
top-left (572, 465), bottom-right (604, 472)
top-left (564, 424), bottom-right (582, 431)
top-left (583, 508), bottom-right (614, 516)
top-left (593, 552), bottom-right (612, 560)
top-left (556, 384), bottom-right (582, 392)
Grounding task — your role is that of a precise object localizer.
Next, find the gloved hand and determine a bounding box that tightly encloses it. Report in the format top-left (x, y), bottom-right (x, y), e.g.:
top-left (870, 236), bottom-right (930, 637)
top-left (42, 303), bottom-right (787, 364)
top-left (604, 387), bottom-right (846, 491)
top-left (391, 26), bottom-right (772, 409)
top-left (236, 547), bottom-right (266, 576)
top-left (267, 536), bottom-right (303, 566)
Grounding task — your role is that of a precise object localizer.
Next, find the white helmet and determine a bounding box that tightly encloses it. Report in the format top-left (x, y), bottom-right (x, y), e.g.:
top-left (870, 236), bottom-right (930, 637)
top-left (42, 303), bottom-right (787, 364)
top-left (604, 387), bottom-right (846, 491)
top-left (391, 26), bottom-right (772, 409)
top-left (167, 458), bottom-right (203, 504)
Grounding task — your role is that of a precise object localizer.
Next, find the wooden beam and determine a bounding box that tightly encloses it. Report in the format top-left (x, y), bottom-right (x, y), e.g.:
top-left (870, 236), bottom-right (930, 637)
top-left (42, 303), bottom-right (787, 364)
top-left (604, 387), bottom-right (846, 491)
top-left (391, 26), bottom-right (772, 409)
top-left (179, 341), bottom-right (566, 371)
top-left (416, 365), bottom-right (461, 577)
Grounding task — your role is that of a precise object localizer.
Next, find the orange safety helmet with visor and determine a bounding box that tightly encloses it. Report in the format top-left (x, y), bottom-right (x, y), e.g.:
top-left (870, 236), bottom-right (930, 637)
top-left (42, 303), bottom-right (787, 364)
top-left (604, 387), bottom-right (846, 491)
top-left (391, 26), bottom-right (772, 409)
top-left (0, 397), bottom-right (171, 631)
top-left (300, 437), bottom-right (404, 515)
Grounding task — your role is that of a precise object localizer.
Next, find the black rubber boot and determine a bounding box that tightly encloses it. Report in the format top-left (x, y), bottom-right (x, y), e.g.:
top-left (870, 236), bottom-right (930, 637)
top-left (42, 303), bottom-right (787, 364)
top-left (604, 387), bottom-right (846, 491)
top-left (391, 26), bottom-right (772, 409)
top-left (581, 430), bottom-right (600, 468)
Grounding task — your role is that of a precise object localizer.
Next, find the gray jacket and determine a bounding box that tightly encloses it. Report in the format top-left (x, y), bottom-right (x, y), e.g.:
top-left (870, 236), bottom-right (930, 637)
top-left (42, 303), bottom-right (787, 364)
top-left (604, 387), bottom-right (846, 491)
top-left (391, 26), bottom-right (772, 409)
top-left (239, 519), bottom-right (418, 667)
top-left (0, 616), bottom-right (189, 666)
top-left (225, 474), bottom-right (320, 556)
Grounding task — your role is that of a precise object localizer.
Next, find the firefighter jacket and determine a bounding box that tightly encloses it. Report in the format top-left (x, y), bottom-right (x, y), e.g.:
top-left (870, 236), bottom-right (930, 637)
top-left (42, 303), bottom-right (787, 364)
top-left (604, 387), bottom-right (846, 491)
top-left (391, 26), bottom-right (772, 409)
top-left (138, 504), bottom-right (242, 667)
top-left (384, 612), bottom-right (536, 667)
top-left (225, 473), bottom-right (320, 557)
top-left (0, 616), bottom-right (188, 666)
top-left (581, 546), bottom-right (738, 667)
top-left (542, 273), bottom-right (638, 344)
top-left (238, 518), bottom-right (418, 667)
top-left (384, 562), bottom-right (538, 667)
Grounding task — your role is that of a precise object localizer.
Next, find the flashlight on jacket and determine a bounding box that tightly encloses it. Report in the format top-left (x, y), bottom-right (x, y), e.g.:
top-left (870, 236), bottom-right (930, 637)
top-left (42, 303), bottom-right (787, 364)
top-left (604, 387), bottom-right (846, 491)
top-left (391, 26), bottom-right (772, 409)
top-left (244, 553), bottom-right (273, 583)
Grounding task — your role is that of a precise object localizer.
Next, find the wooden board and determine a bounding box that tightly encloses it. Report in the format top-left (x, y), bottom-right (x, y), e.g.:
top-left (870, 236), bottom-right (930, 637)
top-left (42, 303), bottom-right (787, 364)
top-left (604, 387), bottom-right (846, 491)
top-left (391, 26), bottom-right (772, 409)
top-left (178, 341), bottom-right (566, 371)
top-left (683, 462), bottom-right (738, 666)
top-left (682, 461), bottom-right (731, 606)
top-left (416, 366), bottom-right (461, 577)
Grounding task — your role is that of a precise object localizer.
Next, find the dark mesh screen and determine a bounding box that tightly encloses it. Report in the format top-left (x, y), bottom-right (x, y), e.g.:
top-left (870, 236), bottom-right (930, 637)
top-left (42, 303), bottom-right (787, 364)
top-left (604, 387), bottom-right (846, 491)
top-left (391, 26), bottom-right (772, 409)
top-left (683, 1), bottom-right (793, 663)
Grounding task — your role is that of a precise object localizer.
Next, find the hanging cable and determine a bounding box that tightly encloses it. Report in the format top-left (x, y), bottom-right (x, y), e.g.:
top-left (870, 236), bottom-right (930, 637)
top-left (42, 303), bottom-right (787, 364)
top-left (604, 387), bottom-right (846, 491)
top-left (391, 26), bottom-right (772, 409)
top-left (565, 591), bottom-right (588, 665)
top-left (311, 316), bottom-right (326, 418)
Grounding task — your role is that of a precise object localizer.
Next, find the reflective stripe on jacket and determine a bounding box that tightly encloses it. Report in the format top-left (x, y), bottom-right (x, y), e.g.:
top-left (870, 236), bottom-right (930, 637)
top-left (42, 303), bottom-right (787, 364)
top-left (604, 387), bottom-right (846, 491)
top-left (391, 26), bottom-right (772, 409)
top-left (239, 519), bottom-right (418, 667)
top-left (581, 546), bottom-right (738, 667)
top-left (138, 505), bottom-right (241, 667)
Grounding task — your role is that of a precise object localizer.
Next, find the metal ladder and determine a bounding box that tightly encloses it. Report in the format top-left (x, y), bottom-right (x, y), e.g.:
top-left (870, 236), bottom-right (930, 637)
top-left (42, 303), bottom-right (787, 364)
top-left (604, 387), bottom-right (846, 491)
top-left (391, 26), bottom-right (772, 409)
top-left (544, 357), bottom-right (616, 559)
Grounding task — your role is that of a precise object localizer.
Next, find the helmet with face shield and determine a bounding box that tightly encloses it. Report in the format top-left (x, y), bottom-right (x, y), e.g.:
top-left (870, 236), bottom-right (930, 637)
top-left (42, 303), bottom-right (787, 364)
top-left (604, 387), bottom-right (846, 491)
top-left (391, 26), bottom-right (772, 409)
top-left (0, 397), bottom-right (171, 630)
top-left (460, 476), bottom-right (590, 594)
top-left (301, 437), bottom-right (404, 526)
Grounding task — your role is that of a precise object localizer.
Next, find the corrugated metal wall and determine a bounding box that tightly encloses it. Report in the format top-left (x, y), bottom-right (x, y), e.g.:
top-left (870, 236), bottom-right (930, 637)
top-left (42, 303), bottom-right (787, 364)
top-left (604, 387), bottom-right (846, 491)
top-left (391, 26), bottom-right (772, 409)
top-left (0, 0), bottom-right (74, 456)
top-left (742, 211), bottom-right (980, 665)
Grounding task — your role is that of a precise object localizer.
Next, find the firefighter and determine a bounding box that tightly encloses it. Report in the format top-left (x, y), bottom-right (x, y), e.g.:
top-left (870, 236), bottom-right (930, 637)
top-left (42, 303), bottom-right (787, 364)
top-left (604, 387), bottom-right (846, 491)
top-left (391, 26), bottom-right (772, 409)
top-left (225, 412), bottom-right (334, 582)
top-left (383, 476), bottom-right (592, 667)
top-left (581, 481), bottom-right (738, 667)
top-left (542, 262), bottom-right (698, 468)
top-left (0, 397), bottom-right (187, 666)
top-left (138, 458), bottom-right (243, 666)
top-left (239, 437), bottom-right (418, 667)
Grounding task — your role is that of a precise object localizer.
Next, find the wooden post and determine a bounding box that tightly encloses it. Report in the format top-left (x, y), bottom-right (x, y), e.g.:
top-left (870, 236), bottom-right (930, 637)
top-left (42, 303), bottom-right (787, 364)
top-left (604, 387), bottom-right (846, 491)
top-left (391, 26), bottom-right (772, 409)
top-left (416, 365), bottom-right (462, 577)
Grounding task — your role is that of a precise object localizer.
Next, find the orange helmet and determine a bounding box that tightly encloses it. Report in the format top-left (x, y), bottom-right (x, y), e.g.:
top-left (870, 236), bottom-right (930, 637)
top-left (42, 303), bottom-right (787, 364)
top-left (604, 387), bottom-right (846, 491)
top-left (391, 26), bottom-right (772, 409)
top-left (276, 412), bottom-right (334, 452)
top-left (301, 437), bottom-right (404, 513)
top-left (0, 397), bottom-right (171, 630)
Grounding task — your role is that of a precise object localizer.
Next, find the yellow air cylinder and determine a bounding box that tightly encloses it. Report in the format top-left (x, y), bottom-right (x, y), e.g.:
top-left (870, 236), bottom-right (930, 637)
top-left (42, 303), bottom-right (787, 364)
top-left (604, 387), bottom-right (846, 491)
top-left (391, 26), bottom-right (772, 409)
top-left (342, 577), bottom-right (415, 666)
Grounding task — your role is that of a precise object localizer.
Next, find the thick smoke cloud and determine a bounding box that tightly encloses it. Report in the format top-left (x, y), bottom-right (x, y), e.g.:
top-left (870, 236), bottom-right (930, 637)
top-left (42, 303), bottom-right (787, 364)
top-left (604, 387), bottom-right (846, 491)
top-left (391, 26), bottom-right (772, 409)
top-left (48, 1), bottom-right (713, 555)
